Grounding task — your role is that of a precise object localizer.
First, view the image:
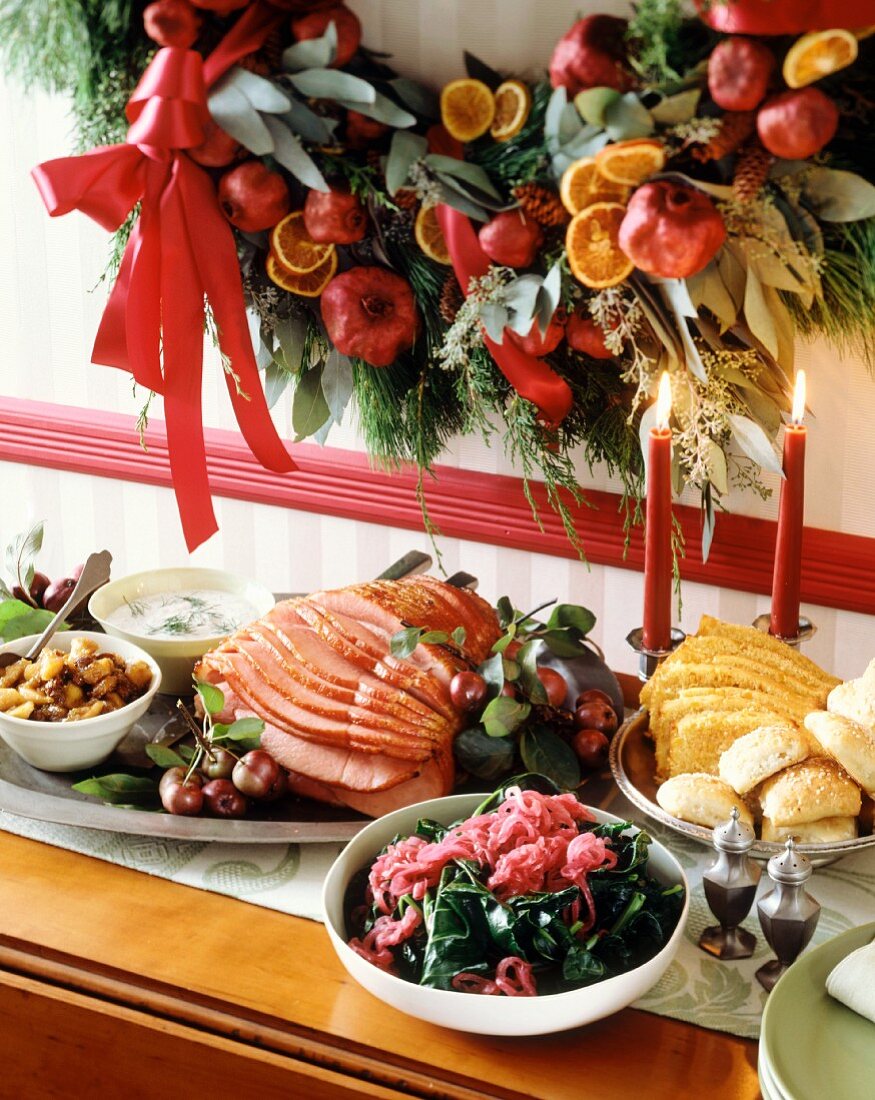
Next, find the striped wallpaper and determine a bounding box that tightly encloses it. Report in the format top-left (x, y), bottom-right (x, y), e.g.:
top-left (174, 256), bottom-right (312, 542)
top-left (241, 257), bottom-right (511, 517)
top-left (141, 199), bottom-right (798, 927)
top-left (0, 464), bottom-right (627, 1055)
top-left (1, 1), bottom-right (874, 681)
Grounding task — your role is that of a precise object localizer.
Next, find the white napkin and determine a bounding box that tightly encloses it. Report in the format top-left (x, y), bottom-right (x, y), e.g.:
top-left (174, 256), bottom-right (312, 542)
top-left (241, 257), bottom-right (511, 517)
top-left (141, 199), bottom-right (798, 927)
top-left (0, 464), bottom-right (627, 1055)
top-left (826, 941), bottom-right (875, 1024)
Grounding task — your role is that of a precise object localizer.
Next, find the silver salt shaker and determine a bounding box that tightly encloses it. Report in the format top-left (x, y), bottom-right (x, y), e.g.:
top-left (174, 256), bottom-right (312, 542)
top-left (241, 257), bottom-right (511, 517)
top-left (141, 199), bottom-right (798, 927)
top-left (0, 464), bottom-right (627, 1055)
top-left (756, 838), bottom-right (821, 992)
top-left (699, 807), bottom-right (761, 960)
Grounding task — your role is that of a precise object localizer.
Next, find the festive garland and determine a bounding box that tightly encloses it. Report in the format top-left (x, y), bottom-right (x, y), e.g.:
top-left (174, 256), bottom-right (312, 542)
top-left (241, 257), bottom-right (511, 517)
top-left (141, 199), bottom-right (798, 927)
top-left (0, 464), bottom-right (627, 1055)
top-left (4, 0), bottom-right (875, 555)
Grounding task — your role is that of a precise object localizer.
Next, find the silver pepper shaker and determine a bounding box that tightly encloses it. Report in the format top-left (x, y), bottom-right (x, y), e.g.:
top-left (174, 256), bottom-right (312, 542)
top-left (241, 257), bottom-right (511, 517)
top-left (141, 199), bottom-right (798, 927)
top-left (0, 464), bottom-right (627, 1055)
top-left (699, 807), bottom-right (761, 959)
top-left (756, 838), bottom-right (821, 992)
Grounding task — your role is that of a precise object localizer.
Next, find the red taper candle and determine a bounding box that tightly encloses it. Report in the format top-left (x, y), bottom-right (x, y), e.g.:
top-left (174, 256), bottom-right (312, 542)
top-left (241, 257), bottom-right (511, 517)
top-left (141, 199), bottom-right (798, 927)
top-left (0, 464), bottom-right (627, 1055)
top-left (643, 373), bottom-right (673, 651)
top-left (770, 371), bottom-right (807, 639)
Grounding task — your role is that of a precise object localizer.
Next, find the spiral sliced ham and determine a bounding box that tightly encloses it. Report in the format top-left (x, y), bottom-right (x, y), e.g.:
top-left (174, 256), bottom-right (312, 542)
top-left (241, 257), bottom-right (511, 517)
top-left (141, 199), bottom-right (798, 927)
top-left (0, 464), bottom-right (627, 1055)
top-left (196, 578), bottom-right (501, 817)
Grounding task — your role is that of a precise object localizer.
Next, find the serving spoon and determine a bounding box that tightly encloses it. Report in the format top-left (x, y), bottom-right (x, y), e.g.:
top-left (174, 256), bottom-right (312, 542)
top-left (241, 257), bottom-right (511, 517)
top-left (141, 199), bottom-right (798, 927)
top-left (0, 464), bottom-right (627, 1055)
top-left (0, 550), bottom-right (113, 668)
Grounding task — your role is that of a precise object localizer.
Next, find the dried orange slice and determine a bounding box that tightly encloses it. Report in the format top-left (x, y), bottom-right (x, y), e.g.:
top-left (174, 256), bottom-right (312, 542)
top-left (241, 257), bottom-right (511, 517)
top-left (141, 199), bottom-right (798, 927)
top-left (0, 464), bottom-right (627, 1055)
top-left (269, 211), bottom-right (334, 274)
top-left (413, 205), bottom-right (451, 265)
top-left (559, 157), bottom-right (631, 215)
top-left (783, 29), bottom-right (858, 88)
top-left (440, 78), bottom-right (495, 143)
top-left (565, 202), bottom-right (633, 289)
top-left (266, 249), bottom-right (337, 297)
top-left (595, 139), bottom-right (665, 186)
top-left (490, 79), bottom-right (532, 142)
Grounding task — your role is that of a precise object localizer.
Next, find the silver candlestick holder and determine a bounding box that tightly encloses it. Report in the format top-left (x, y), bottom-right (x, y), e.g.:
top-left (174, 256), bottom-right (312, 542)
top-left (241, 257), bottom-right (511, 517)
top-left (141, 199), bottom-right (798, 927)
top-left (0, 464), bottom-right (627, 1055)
top-left (756, 839), bottom-right (821, 992)
top-left (626, 627), bottom-right (685, 682)
top-left (699, 807), bottom-right (761, 960)
top-left (752, 614), bottom-right (817, 651)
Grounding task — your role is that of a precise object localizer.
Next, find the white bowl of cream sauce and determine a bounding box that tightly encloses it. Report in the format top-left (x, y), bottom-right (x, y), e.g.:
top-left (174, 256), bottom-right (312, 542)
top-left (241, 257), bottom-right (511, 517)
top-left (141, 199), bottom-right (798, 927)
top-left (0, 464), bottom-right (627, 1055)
top-left (89, 568), bottom-right (275, 696)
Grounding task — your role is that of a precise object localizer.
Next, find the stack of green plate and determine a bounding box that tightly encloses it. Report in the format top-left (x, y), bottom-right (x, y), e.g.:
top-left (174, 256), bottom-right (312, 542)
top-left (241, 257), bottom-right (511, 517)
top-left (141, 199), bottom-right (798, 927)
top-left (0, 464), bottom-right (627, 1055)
top-left (759, 922), bottom-right (875, 1100)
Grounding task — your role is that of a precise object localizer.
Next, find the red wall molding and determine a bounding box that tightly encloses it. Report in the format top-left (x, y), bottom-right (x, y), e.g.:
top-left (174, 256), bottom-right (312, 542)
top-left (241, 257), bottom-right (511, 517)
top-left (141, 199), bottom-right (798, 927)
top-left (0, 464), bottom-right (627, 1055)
top-left (2, 396), bottom-right (873, 616)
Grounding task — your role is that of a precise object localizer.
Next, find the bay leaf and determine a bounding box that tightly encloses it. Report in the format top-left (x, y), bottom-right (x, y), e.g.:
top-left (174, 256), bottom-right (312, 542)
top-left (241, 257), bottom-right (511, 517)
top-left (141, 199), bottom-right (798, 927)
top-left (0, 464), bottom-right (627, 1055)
top-left (650, 88), bottom-right (701, 125)
top-left (321, 348), bottom-right (354, 425)
top-left (264, 361), bottom-right (293, 409)
top-left (742, 265), bottom-right (778, 359)
top-left (688, 261), bottom-right (737, 333)
top-left (293, 363), bottom-right (330, 441)
top-left (728, 412), bottom-right (782, 475)
top-left (802, 167), bottom-right (875, 222)
top-left (573, 87), bottom-right (620, 127)
top-left (705, 438), bottom-right (729, 496)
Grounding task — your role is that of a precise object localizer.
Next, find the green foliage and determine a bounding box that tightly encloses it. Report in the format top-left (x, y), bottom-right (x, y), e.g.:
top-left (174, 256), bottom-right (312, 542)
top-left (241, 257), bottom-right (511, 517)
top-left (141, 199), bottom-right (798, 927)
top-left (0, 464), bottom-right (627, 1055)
top-left (626, 0), bottom-right (709, 87)
top-left (466, 81), bottom-right (551, 187)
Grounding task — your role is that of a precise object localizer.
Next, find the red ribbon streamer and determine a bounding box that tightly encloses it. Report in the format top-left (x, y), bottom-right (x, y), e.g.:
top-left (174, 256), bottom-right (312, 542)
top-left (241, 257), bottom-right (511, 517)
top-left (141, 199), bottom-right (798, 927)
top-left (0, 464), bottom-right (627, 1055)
top-left (32, 47), bottom-right (294, 551)
top-left (203, 1), bottom-right (287, 88)
top-left (436, 205), bottom-right (573, 427)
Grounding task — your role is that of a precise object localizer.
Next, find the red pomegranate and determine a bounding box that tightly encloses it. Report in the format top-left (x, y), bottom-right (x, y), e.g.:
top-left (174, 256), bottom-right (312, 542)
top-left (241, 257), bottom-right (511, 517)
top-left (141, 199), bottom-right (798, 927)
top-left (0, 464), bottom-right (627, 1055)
top-left (566, 312), bottom-right (613, 359)
top-left (707, 37), bottom-right (774, 112)
top-left (618, 182), bottom-right (726, 279)
top-left (321, 268), bottom-right (420, 367)
top-left (757, 88), bottom-right (839, 160)
top-left (695, 0), bottom-right (874, 34)
top-left (304, 187), bottom-right (367, 244)
top-left (291, 4), bottom-right (362, 68)
top-left (549, 16), bottom-right (633, 96)
top-left (478, 211), bottom-right (544, 269)
top-left (143, 0), bottom-right (201, 47)
top-left (188, 119), bottom-right (241, 167)
top-left (346, 111), bottom-right (389, 149)
top-left (507, 314), bottom-right (566, 358)
top-left (189, 0), bottom-right (248, 10)
top-left (218, 161), bottom-right (290, 232)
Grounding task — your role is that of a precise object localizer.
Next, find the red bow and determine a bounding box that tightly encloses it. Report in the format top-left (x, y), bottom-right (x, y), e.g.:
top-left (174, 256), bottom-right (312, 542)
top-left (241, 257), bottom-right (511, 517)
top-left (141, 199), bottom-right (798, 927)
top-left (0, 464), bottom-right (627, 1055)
top-left (32, 48), bottom-right (294, 551)
top-left (437, 206), bottom-right (573, 426)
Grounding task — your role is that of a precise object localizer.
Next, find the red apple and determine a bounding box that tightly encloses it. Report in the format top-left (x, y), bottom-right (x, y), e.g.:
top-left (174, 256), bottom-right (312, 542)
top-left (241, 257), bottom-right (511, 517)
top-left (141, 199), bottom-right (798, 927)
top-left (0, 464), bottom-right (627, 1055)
top-left (218, 161), bottom-right (290, 232)
top-left (303, 186), bottom-right (367, 244)
top-left (188, 119), bottom-right (242, 167)
top-left (478, 211), bottom-right (544, 269)
top-left (291, 4), bottom-right (362, 68)
top-left (143, 0), bottom-right (201, 47)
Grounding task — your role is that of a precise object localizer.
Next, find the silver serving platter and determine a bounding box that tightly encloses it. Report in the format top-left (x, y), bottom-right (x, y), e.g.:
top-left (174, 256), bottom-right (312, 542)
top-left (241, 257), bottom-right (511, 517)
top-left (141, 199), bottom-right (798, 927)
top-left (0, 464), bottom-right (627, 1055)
top-left (0, 693), bottom-right (367, 843)
top-left (609, 709), bottom-right (875, 865)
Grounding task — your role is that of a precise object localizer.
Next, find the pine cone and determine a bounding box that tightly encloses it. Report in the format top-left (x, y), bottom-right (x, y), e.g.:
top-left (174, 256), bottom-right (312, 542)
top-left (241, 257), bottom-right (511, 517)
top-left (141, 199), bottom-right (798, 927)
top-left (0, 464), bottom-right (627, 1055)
top-left (513, 182), bottom-right (569, 227)
top-left (691, 111), bottom-right (756, 163)
top-left (439, 272), bottom-right (463, 324)
top-left (733, 141), bottom-right (774, 203)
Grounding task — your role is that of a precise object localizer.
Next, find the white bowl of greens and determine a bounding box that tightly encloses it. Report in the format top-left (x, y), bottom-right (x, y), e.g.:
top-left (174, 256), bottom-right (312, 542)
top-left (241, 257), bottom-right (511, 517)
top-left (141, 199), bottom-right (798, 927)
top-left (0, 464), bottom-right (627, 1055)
top-left (89, 567), bottom-right (274, 696)
top-left (323, 777), bottom-right (688, 1036)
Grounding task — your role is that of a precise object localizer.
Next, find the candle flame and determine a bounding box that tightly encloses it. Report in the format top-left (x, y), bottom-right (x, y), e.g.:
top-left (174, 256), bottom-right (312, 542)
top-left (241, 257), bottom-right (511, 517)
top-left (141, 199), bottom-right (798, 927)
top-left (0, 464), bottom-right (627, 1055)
top-left (791, 370), bottom-right (806, 425)
top-left (655, 372), bottom-right (672, 431)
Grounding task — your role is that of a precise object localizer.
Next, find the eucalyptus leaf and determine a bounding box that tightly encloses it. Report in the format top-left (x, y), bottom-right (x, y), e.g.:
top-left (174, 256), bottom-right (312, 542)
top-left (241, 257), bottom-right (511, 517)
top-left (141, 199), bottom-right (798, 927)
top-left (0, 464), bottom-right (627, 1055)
top-left (336, 92), bottom-right (416, 129)
top-left (573, 87), bottom-right (620, 127)
top-left (281, 22), bottom-right (337, 71)
top-left (480, 302), bottom-right (508, 343)
top-left (263, 115), bottom-right (327, 190)
top-left (436, 172), bottom-right (506, 213)
top-left (425, 155), bottom-right (503, 201)
top-left (536, 264), bottom-right (562, 336)
top-left (229, 67), bottom-right (291, 113)
top-left (293, 363), bottom-right (330, 441)
top-left (288, 68), bottom-right (375, 103)
top-left (650, 89), bottom-right (701, 125)
top-left (802, 167), bottom-right (875, 222)
top-left (282, 96), bottom-right (336, 144)
top-left (385, 130), bottom-right (427, 196)
top-left (728, 413), bottom-right (783, 475)
top-left (72, 774), bottom-right (159, 806)
top-left (208, 81), bottom-right (274, 155)
top-left (604, 93), bottom-right (654, 141)
top-left (390, 77), bottom-right (440, 119)
top-left (557, 127), bottom-right (610, 162)
top-left (705, 438), bottom-right (729, 496)
top-left (321, 349), bottom-right (354, 425)
top-left (503, 274), bottom-right (542, 320)
top-left (544, 87), bottom-right (568, 147)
